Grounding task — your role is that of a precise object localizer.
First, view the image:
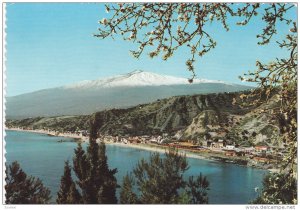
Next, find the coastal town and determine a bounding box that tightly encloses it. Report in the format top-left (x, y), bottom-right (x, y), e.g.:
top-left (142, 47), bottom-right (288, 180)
top-left (7, 126), bottom-right (284, 171)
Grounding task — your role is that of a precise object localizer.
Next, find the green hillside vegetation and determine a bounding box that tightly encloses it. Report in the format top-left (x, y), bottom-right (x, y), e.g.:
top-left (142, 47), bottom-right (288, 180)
top-left (6, 90), bottom-right (281, 147)
top-left (6, 115), bottom-right (90, 132)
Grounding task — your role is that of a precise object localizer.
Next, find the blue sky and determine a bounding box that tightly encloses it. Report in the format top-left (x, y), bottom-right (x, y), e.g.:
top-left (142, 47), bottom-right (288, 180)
top-left (5, 3), bottom-right (297, 96)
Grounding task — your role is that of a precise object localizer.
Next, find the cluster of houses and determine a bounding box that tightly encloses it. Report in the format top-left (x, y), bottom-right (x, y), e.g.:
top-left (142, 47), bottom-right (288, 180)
top-left (98, 133), bottom-right (284, 164)
top-left (12, 126), bottom-right (283, 165)
top-left (195, 139), bottom-right (284, 164)
top-left (99, 134), bottom-right (170, 145)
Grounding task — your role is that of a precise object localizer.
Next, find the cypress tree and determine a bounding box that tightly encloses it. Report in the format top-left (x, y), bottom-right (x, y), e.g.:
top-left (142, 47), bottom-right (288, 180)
top-left (72, 140), bottom-right (118, 204)
top-left (67, 183), bottom-right (81, 204)
top-left (57, 161), bottom-right (81, 204)
top-left (73, 143), bottom-right (90, 203)
top-left (5, 161), bottom-right (51, 204)
top-left (73, 143), bottom-right (89, 182)
top-left (97, 142), bottom-right (118, 204)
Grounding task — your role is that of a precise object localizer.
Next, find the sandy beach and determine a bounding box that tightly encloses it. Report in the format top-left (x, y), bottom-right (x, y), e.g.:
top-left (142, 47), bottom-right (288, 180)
top-left (5, 128), bottom-right (275, 170)
top-left (5, 127), bottom-right (216, 162)
top-left (108, 142), bottom-right (216, 161)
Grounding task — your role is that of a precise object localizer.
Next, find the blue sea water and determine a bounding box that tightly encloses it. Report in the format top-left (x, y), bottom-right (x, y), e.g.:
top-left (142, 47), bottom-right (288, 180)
top-left (5, 130), bottom-right (267, 204)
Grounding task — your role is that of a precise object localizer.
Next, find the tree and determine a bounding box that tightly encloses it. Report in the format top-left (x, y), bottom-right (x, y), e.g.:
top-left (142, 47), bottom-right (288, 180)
top-left (186, 174), bottom-right (210, 204)
top-left (120, 174), bottom-right (138, 204)
top-left (67, 183), bottom-right (82, 204)
top-left (56, 161), bottom-right (81, 204)
top-left (96, 142), bottom-right (119, 203)
top-left (252, 173), bottom-right (297, 204)
top-left (72, 141), bottom-right (118, 204)
top-left (5, 161), bottom-right (51, 204)
top-left (96, 3), bottom-right (297, 203)
top-left (96, 3), bottom-right (295, 79)
top-left (120, 149), bottom-right (209, 204)
top-left (72, 143), bottom-right (90, 203)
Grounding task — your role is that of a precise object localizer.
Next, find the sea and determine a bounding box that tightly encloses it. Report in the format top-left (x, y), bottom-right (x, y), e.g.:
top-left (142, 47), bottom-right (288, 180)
top-left (4, 130), bottom-right (267, 204)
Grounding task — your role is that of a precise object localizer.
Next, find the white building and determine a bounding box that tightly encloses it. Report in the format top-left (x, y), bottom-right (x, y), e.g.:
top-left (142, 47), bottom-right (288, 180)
top-left (225, 145), bottom-right (235, 150)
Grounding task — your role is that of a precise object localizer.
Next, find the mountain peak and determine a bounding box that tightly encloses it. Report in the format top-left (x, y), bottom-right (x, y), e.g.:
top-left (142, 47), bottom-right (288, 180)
top-left (63, 70), bottom-right (229, 89)
top-left (128, 70), bottom-right (144, 75)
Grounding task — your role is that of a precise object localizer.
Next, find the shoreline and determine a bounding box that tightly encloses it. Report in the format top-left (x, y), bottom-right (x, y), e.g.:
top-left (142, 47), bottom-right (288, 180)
top-left (5, 128), bottom-right (215, 162)
top-left (107, 142), bottom-right (216, 162)
top-left (6, 127), bottom-right (89, 141)
top-left (5, 128), bottom-right (274, 171)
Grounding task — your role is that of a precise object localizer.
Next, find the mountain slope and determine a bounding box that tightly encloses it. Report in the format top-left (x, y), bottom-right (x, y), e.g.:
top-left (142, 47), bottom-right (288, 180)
top-left (63, 70), bottom-right (228, 89)
top-left (6, 71), bottom-right (251, 119)
top-left (6, 91), bottom-right (281, 147)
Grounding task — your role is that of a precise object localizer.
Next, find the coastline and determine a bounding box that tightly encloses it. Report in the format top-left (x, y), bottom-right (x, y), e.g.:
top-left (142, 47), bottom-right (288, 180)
top-left (5, 128), bottom-right (273, 171)
top-left (5, 127), bottom-right (89, 141)
top-left (107, 142), bottom-right (216, 162)
top-left (5, 128), bottom-right (214, 161)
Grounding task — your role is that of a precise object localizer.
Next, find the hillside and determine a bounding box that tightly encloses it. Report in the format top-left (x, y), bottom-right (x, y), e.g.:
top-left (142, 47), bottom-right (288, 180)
top-left (6, 71), bottom-right (251, 119)
top-left (6, 115), bottom-right (91, 132)
top-left (6, 91), bottom-right (282, 147)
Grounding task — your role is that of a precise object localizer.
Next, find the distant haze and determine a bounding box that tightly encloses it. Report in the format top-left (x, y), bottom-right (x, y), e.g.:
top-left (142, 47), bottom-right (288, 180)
top-left (6, 71), bottom-right (252, 119)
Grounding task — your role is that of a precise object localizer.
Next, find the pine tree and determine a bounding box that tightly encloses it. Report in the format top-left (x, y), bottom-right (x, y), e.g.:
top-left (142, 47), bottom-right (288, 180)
top-left (57, 161), bottom-right (81, 204)
top-left (186, 174), bottom-right (209, 204)
top-left (120, 174), bottom-right (138, 204)
top-left (5, 161), bottom-right (51, 204)
top-left (132, 150), bottom-right (187, 203)
top-left (120, 149), bottom-right (209, 204)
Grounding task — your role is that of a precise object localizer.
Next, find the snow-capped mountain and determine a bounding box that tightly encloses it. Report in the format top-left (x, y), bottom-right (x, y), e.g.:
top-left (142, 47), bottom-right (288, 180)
top-left (6, 70), bottom-right (251, 119)
top-left (63, 70), bottom-right (228, 89)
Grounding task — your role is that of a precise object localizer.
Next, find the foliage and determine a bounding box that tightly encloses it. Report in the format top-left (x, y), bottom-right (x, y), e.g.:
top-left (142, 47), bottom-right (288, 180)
top-left (186, 174), bottom-right (209, 204)
top-left (5, 161), bottom-right (51, 204)
top-left (96, 3), bottom-right (295, 80)
top-left (67, 182), bottom-right (82, 204)
top-left (242, 23), bottom-right (297, 179)
top-left (96, 3), bottom-right (297, 203)
top-left (56, 161), bottom-right (81, 204)
top-left (120, 174), bottom-right (139, 204)
top-left (252, 173), bottom-right (297, 204)
top-left (5, 115), bottom-right (90, 133)
top-left (120, 149), bottom-right (209, 204)
top-left (72, 140), bottom-right (118, 204)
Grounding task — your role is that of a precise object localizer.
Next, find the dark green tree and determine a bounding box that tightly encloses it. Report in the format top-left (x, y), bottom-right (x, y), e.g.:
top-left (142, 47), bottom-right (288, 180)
top-left (67, 183), bottom-right (82, 204)
top-left (120, 174), bottom-right (138, 204)
top-left (252, 173), bottom-right (297, 204)
top-left (186, 174), bottom-right (209, 204)
top-left (72, 141), bottom-right (118, 204)
top-left (56, 161), bottom-right (81, 204)
top-left (120, 149), bottom-right (209, 204)
top-left (73, 143), bottom-right (90, 203)
top-left (96, 142), bottom-right (118, 203)
top-left (96, 3), bottom-right (297, 203)
top-left (5, 161), bottom-right (51, 204)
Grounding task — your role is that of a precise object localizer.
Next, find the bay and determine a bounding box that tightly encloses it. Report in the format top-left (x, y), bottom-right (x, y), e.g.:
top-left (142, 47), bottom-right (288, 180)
top-left (4, 130), bottom-right (267, 204)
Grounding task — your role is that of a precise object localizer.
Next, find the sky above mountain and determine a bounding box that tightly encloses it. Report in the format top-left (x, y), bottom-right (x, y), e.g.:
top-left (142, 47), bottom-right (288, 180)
top-left (5, 3), bottom-right (297, 96)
